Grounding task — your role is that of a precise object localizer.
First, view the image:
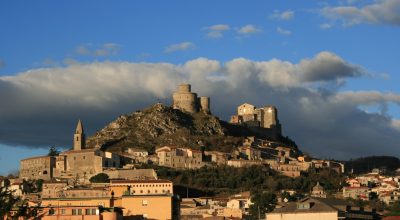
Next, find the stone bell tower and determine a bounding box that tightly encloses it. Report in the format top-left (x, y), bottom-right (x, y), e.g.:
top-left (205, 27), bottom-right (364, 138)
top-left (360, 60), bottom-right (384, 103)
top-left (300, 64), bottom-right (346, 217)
top-left (73, 119), bottom-right (86, 151)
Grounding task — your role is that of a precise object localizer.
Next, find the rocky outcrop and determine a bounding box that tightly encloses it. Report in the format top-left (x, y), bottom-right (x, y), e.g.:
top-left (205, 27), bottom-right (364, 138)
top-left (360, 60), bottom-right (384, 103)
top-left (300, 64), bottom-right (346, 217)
top-left (87, 103), bottom-right (229, 152)
top-left (86, 103), bottom-right (293, 153)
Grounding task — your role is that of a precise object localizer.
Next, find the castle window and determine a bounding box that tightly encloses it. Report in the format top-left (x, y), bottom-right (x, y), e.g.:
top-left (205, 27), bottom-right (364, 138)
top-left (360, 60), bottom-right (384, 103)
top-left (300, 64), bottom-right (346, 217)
top-left (76, 137), bottom-right (79, 141)
top-left (83, 156), bottom-right (85, 159)
top-left (43, 170), bottom-right (48, 175)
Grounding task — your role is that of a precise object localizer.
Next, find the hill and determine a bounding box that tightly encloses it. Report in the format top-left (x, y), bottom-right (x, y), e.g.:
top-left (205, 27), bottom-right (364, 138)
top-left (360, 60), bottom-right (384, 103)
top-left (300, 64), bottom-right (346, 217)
top-left (345, 156), bottom-right (400, 174)
top-left (87, 103), bottom-right (296, 153)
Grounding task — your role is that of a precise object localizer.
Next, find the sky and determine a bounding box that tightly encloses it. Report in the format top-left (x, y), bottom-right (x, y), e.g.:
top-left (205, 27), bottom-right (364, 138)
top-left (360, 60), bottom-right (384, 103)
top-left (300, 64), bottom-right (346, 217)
top-left (0, 0), bottom-right (400, 175)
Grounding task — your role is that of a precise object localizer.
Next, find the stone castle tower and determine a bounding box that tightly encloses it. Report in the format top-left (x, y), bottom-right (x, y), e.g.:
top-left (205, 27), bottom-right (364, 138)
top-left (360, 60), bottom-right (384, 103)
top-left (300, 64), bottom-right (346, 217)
top-left (231, 103), bottom-right (282, 139)
top-left (172, 83), bottom-right (210, 114)
top-left (73, 119), bottom-right (86, 151)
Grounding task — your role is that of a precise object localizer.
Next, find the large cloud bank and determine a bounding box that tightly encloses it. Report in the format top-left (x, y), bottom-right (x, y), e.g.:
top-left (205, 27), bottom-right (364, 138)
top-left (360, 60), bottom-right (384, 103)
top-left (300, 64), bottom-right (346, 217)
top-left (1, 51), bottom-right (399, 159)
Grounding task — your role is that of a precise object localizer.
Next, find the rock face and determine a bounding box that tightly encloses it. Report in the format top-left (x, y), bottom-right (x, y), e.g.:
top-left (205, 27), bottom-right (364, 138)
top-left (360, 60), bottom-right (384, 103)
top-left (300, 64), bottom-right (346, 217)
top-left (87, 103), bottom-right (231, 153)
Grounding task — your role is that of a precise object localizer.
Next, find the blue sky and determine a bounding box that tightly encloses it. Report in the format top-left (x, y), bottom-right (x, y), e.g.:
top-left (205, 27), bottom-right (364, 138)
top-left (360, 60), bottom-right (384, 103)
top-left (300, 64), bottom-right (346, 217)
top-left (1, 0), bottom-right (400, 175)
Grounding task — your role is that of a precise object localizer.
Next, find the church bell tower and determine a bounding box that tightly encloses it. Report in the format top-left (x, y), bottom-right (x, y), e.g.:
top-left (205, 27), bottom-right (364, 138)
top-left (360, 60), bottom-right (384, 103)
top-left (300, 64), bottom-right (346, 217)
top-left (73, 119), bottom-right (85, 151)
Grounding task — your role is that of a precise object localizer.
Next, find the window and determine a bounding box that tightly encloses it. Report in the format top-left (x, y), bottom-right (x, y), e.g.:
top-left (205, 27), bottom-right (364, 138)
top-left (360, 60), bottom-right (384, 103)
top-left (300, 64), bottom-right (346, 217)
top-left (61, 209), bottom-right (66, 215)
top-left (85, 209), bottom-right (91, 215)
top-left (92, 209), bottom-right (97, 215)
top-left (72, 209), bottom-right (77, 215)
top-left (78, 209), bottom-right (82, 215)
top-left (83, 156), bottom-right (86, 159)
top-left (142, 200), bottom-right (148, 206)
top-left (48, 208), bottom-right (55, 215)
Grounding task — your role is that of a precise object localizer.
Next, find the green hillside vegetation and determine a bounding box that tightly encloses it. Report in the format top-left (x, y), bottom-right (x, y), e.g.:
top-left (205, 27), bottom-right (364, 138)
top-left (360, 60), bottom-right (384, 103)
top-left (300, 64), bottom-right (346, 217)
top-left (137, 164), bottom-right (345, 197)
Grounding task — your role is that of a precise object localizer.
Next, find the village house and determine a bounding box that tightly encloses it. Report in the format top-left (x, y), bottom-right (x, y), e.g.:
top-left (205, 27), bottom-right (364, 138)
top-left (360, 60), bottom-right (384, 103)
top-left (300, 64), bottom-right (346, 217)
top-left (156, 146), bottom-right (203, 169)
top-left (343, 186), bottom-right (369, 200)
top-left (267, 197), bottom-right (341, 220)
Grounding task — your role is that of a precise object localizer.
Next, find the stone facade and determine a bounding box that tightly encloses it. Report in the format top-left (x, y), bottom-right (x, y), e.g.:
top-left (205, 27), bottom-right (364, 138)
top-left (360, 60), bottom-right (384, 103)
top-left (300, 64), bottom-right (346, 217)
top-left (103, 168), bottom-right (157, 180)
top-left (311, 182), bottom-right (327, 198)
top-left (20, 120), bottom-right (121, 182)
top-left (19, 156), bottom-right (55, 180)
top-left (172, 83), bottom-right (210, 114)
top-left (156, 146), bottom-right (203, 169)
top-left (227, 159), bottom-right (263, 168)
top-left (230, 103), bottom-right (282, 138)
top-left (42, 181), bottom-right (68, 198)
top-left (110, 179), bottom-right (173, 197)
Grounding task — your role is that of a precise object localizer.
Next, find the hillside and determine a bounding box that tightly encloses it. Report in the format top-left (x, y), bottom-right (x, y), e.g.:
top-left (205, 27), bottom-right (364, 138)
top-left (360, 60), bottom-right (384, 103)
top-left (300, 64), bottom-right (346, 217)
top-left (345, 156), bottom-right (400, 174)
top-left (87, 103), bottom-right (295, 153)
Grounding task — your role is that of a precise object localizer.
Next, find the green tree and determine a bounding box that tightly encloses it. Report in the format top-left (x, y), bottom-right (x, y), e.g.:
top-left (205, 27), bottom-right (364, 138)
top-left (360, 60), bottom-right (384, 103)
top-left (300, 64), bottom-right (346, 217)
top-left (47, 146), bottom-right (60, 156)
top-left (89, 173), bottom-right (110, 183)
top-left (248, 191), bottom-right (277, 219)
top-left (0, 185), bottom-right (38, 219)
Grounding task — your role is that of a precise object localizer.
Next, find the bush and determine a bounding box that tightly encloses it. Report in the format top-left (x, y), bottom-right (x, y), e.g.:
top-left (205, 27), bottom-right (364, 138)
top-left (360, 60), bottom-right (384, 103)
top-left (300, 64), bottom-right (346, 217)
top-left (89, 173), bottom-right (110, 183)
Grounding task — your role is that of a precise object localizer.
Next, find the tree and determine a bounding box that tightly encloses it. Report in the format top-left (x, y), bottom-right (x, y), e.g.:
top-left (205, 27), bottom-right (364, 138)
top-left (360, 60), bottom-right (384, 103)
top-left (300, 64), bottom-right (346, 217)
top-left (248, 191), bottom-right (277, 219)
top-left (0, 185), bottom-right (38, 219)
top-left (47, 146), bottom-right (60, 156)
top-left (89, 173), bottom-right (110, 183)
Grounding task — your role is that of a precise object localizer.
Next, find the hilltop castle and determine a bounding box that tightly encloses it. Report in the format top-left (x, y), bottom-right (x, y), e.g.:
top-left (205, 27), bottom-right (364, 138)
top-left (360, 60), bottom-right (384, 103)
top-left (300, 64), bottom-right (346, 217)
top-left (172, 83), bottom-right (210, 114)
top-left (230, 103), bottom-right (282, 139)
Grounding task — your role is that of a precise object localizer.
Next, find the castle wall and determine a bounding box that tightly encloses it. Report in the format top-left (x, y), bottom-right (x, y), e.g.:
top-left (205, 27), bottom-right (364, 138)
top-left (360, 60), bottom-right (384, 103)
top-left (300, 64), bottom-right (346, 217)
top-left (20, 156), bottom-right (55, 180)
top-left (178, 84), bottom-right (191, 93)
top-left (172, 91), bottom-right (198, 113)
top-left (260, 106), bottom-right (278, 128)
top-left (199, 96), bottom-right (210, 113)
top-left (172, 83), bottom-right (210, 114)
top-left (238, 103), bottom-right (255, 115)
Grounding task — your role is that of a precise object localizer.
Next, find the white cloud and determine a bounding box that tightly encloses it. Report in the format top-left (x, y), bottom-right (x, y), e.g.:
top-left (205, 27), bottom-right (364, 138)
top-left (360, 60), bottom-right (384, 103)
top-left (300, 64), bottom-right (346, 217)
top-left (204, 24), bottom-right (230, 39)
top-left (331, 91), bottom-right (400, 105)
top-left (0, 52), bottom-right (399, 160)
top-left (391, 119), bottom-right (400, 131)
top-left (320, 23), bottom-right (333, 29)
top-left (237, 24), bottom-right (262, 35)
top-left (321, 0), bottom-right (400, 26)
top-left (164, 42), bottom-right (196, 53)
top-left (277, 27), bottom-right (292, 35)
top-left (75, 43), bottom-right (120, 57)
top-left (271, 10), bottom-right (295, 20)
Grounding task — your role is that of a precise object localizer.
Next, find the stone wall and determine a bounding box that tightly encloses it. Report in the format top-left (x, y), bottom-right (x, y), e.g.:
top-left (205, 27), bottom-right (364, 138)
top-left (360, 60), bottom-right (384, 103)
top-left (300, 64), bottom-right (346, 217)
top-left (19, 156), bottom-right (55, 180)
top-left (172, 83), bottom-right (210, 114)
